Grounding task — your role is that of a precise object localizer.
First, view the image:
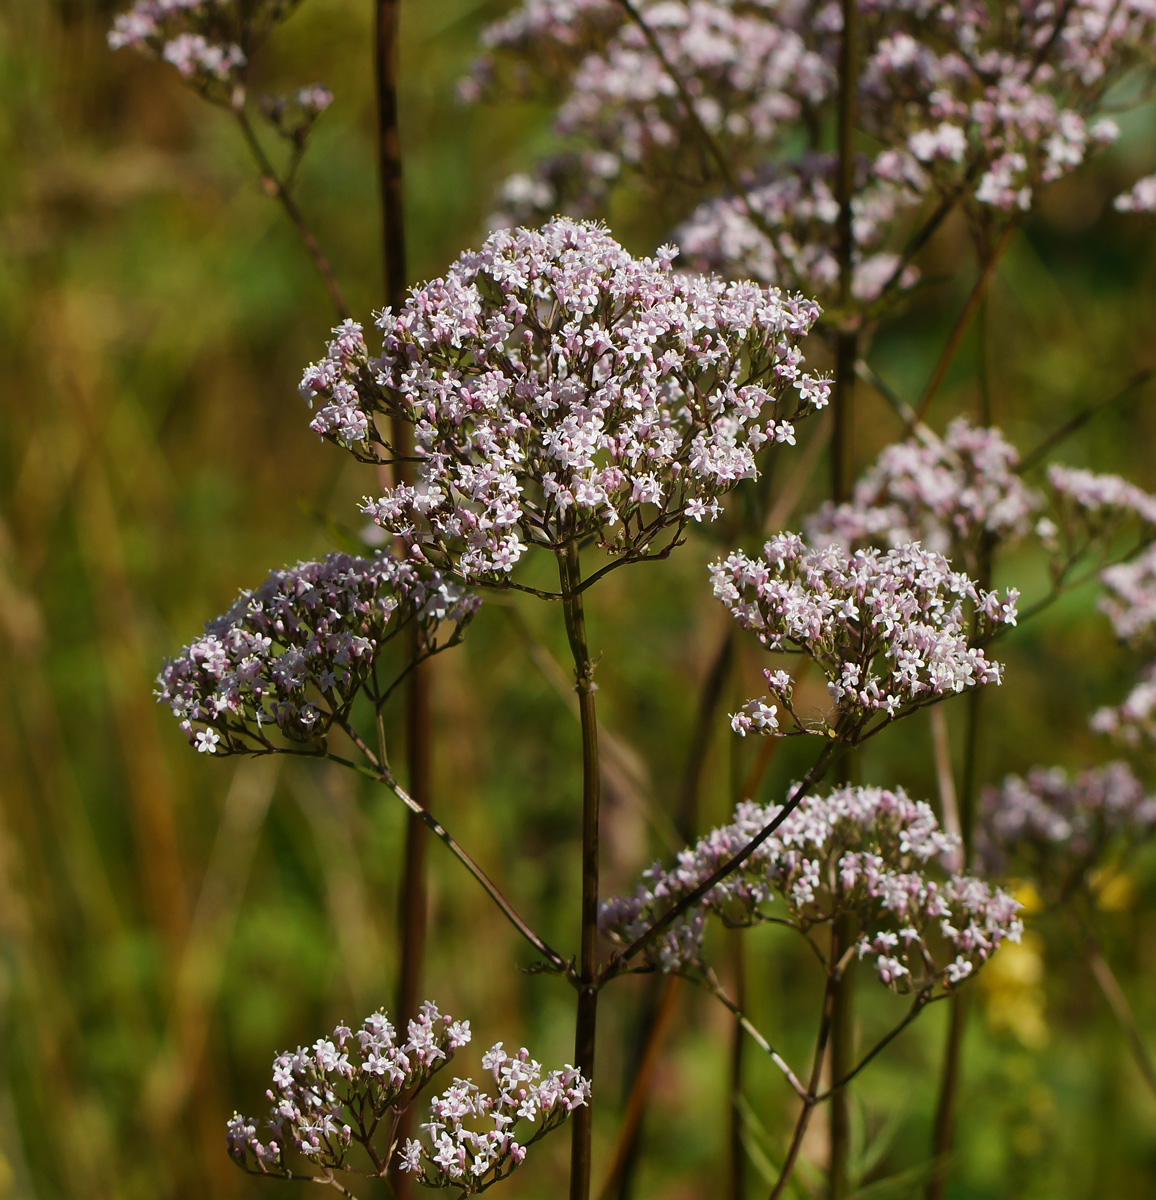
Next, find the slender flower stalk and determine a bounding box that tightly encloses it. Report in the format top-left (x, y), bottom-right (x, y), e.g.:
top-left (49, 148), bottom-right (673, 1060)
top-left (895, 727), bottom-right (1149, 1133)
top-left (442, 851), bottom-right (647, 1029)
top-left (558, 542), bottom-right (603, 1200)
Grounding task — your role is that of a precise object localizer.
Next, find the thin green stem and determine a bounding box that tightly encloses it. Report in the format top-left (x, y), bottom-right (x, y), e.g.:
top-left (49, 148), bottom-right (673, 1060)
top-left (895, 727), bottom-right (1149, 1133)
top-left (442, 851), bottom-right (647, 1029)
top-left (559, 541), bottom-right (603, 1200)
top-left (233, 108), bottom-right (349, 319)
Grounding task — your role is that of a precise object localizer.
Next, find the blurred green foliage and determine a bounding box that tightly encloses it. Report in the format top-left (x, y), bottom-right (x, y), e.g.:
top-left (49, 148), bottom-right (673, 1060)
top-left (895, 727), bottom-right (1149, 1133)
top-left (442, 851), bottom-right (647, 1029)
top-left (3, 1), bottom-right (1156, 1197)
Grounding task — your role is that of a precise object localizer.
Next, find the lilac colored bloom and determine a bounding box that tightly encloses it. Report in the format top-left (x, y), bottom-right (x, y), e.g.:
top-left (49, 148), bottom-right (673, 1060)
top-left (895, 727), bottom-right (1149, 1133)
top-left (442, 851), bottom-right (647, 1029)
top-left (301, 218), bottom-right (828, 584)
top-left (470, 1), bottom-right (1156, 303)
top-left (157, 551), bottom-right (477, 754)
top-left (1092, 665), bottom-right (1156, 748)
top-left (711, 536), bottom-right (1016, 741)
top-left (977, 763), bottom-right (1156, 897)
top-left (109, 0), bottom-right (301, 99)
top-left (1047, 463), bottom-right (1156, 527)
top-left (1115, 173), bottom-right (1156, 213)
top-left (226, 1002), bottom-right (587, 1192)
top-left (1100, 543), bottom-right (1156, 647)
top-left (601, 785), bottom-right (1023, 993)
top-left (806, 417), bottom-right (1041, 569)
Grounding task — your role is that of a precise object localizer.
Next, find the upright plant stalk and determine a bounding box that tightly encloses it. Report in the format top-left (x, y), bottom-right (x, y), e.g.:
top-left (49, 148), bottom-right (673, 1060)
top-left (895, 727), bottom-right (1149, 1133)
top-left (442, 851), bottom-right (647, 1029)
top-left (374, 5), bottom-right (429, 1196)
top-left (559, 541), bottom-right (603, 1200)
top-left (828, 5), bottom-right (858, 1192)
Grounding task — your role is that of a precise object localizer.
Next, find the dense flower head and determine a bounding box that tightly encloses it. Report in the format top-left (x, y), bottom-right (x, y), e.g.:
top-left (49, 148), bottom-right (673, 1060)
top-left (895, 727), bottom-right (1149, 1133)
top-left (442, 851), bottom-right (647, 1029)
top-left (401, 1045), bottom-right (590, 1193)
top-left (806, 418), bottom-right (1040, 569)
top-left (712, 535), bottom-right (1016, 740)
top-left (601, 785), bottom-right (1023, 992)
top-left (300, 218), bottom-right (828, 584)
top-left (109, 0), bottom-right (301, 97)
top-left (470, 0), bottom-right (1156, 305)
top-left (977, 763), bottom-right (1156, 897)
top-left (157, 551), bottom-right (477, 755)
top-left (227, 1003), bottom-right (587, 1191)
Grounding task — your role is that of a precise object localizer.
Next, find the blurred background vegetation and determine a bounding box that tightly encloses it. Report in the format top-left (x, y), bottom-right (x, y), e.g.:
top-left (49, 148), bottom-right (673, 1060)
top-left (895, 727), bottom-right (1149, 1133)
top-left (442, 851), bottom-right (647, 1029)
top-left (3, 1), bottom-right (1156, 1197)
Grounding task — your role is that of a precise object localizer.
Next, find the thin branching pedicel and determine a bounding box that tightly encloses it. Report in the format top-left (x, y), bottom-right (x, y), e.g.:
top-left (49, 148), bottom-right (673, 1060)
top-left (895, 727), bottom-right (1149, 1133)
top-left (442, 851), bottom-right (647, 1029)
top-left (156, 552), bottom-right (477, 756)
top-left (227, 1002), bottom-right (588, 1194)
top-left (713, 536), bottom-right (1016, 740)
top-left (300, 217), bottom-right (830, 586)
top-left (602, 785), bottom-right (1023, 991)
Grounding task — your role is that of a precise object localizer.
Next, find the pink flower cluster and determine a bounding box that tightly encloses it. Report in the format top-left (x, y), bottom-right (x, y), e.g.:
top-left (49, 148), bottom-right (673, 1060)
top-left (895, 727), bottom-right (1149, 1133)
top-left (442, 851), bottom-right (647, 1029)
top-left (600, 785), bottom-right (1023, 992)
top-left (227, 1002), bottom-right (472, 1174)
top-left (301, 218), bottom-right (829, 583)
top-left (711, 535), bottom-right (1016, 740)
top-left (470, 0), bottom-right (1155, 304)
top-left (806, 418), bottom-right (1040, 569)
top-left (1092, 665), bottom-right (1156, 747)
top-left (978, 763), bottom-right (1156, 896)
top-left (1047, 463), bottom-right (1156, 528)
top-left (156, 552), bottom-right (477, 754)
top-left (401, 1044), bottom-right (590, 1193)
top-left (108, 0), bottom-right (304, 100)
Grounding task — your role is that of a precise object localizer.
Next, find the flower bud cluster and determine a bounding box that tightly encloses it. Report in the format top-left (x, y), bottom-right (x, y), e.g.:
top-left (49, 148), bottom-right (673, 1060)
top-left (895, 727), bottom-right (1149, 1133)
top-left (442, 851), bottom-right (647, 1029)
top-left (226, 1003), bottom-right (588, 1193)
top-left (806, 418), bottom-right (1040, 568)
top-left (227, 1002), bottom-right (471, 1174)
top-left (300, 218), bottom-right (829, 584)
top-left (469, 1), bottom-right (1156, 305)
top-left (259, 85), bottom-right (333, 144)
top-left (401, 1044), bottom-right (590, 1193)
top-left (977, 763), bottom-right (1156, 897)
top-left (711, 536), bottom-right (1016, 740)
top-left (600, 785), bottom-right (1023, 993)
top-left (156, 552), bottom-right (477, 754)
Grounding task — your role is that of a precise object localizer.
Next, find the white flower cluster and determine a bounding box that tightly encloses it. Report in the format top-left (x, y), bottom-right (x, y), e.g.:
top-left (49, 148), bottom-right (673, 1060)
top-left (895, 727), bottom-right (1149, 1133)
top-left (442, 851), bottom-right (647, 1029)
top-left (227, 1002), bottom-right (472, 1174)
top-left (600, 785), bottom-right (1023, 993)
top-left (978, 763), bottom-right (1156, 897)
top-left (300, 218), bottom-right (829, 583)
top-left (156, 552), bottom-right (477, 754)
top-left (711, 535), bottom-right (1017, 740)
top-left (226, 1004), bottom-right (588, 1193)
top-left (468, 0), bottom-right (1156, 302)
top-left (806, 418), bottom-right (1041, 568)
top-left (1047, 463), bottom-right (1156, 528)
top-left (401, 1044), bottom-right (590, 1193)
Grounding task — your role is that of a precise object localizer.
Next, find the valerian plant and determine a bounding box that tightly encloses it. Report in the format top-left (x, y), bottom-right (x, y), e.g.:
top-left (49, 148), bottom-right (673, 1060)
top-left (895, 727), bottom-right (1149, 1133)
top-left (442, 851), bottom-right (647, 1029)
top-left (105, 0), bottom-right (1156, 1199)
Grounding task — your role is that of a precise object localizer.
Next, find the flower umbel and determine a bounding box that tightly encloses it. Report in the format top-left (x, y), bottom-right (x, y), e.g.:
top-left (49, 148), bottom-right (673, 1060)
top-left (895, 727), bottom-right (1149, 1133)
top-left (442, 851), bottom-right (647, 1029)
top-left (300, 217), bottom-right (828, 584)
top-left (712, 536), bottom-right (1017, 740)
top-left (226, 1002), bottom-right (588, 1194)
top-left (157, 551), bottom-right (477, 754)
top-left (601, 785), bottom-right (1023, 993)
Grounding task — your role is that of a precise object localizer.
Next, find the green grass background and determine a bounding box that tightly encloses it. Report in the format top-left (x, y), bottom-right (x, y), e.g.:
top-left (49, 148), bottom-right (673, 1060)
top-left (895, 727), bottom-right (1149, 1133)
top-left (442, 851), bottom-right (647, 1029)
top-left (4, 1), bottom-right (1156, 1196)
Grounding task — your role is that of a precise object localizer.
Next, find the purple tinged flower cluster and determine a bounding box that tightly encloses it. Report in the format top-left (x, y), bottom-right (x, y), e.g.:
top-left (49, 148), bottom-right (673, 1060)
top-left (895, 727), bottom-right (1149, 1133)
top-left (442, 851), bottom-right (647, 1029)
top-left (227, 1003), bottom-right (472, 1175)
top-left (156, 552), bottom-right (477, 754)
top-left (1092, 665), bottom-right (1156, 747)
top-left (300, 218), bottom-right (829, 583)
top-left (108, 0), bottom-right (300, 99)
top-left (1091, 547), bottom-right (1156, 744)
top-left (600, 786), bottom-right (1023, 992)
top-left (711, 535), bottom-right (1016, 740)
top-left (806, 418), bottom-right (1041, 569)
top-left (470, 1), bottom-right (1154, 304)
top-left (1047, 463), bottom-right (1156, 527)
top-left (977, 763), bottom-right (1156, 896)
top-left (401, 1044), bottom-right (590, 1193)
top-left (226, 1004), bottom-right (588, 1192)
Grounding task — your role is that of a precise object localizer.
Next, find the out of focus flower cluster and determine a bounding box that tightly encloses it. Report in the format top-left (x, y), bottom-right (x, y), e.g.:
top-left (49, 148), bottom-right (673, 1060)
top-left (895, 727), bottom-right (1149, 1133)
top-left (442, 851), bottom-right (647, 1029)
top-left (1092, 543), bottom-right (1156, 745)
top-left (108, 0), bottom-right (301, 100)
top-left (157, 552), bottom-right (477, 755)
top-left (712, 535), bottom-right (1016, 740)
top-left (978, 763), bottom-right (1156, 900)
top-left (469, 0), bottom-right (1155, 305)
top-left (226, 1002), bottom-right (588, 1193)
top-left (601, 785), bottom-right (1023, 993)
top-left (301, 218), bottom-right (829, 583)
top-left (806, 418), bottom-right (1041, 571)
